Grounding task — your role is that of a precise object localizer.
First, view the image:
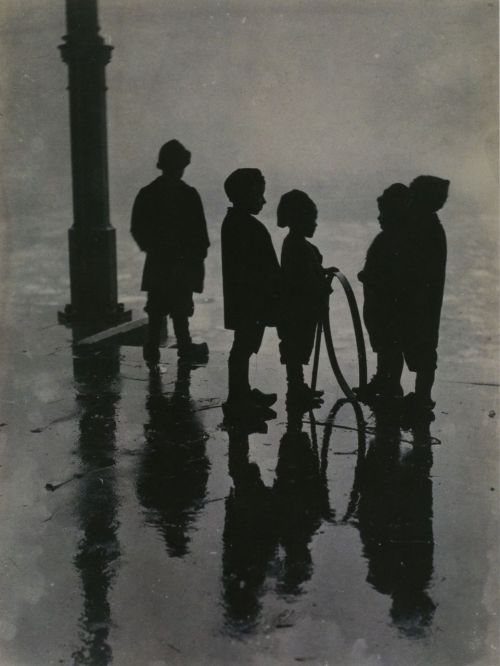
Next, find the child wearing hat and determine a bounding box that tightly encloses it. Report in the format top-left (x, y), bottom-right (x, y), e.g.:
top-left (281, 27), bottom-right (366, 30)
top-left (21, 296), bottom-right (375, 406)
top-left (131, 139), bottom-right (210, 371)
top-left (277, 190), bottom-right (330, 408)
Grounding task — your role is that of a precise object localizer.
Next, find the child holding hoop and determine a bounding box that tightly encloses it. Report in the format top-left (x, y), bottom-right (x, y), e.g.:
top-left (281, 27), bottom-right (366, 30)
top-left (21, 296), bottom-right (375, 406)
top-left (277, 190), bottom-right (330, 408)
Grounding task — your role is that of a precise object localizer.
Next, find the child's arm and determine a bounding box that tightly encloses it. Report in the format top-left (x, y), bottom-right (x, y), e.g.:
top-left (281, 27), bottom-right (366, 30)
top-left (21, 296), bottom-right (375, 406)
top-left (131, 189), bottom-right (154, 252)
top-left (186, 188), bottom-right (210, 259)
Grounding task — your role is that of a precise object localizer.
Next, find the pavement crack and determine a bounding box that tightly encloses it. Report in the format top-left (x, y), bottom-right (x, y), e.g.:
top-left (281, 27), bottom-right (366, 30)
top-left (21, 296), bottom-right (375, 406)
top-left (42, 507), bottom-right (61, 522)
top-left (31, 409), bottom-right (80, 433)
top-left (444, 380), bottom-right (500, 387)
top-left (193, 403), bottom-right (222, 412)
top-left (166, 643), bottom-right (181, 653)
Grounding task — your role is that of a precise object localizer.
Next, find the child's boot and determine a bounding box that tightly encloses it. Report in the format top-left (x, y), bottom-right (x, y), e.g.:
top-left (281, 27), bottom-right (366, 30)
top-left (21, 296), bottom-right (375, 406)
top-left (402, 368), bottom-right (436, 424)
top-left (286, 363), bottom-right (323, 409)
top-left (173, 315), bottom-right (209, 362)
top-left (225, 356), bottom-right (276, 421)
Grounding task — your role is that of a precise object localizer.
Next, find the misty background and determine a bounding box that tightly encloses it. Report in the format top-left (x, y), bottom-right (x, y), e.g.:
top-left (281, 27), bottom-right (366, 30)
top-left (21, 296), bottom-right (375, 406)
top-left (0, 0), bottom-right (498, 359)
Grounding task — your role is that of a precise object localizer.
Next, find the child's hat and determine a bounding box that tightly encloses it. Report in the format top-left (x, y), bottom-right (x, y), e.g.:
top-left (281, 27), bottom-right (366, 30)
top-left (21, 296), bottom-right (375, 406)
top-left (157, 139), bottom-right (191, 170)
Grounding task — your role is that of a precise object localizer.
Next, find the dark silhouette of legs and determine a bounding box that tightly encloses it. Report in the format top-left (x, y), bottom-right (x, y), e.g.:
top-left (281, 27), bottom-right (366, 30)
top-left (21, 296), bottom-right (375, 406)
top-left (143, 312), bottom-right (163, 369)
top-left (403, 348), bottom-right (437, 417)
top-left (383, 349), bottom-right (404, 394)
top-left (143, 292), bottom-right (208, 370)
top-left (285, 361), bottom-right (304, 387)
top-left (172, 314), bottom-right (191, 349)
top-left (356, 348), bottom-right (403, 403)
top-left (285, 361), bottom-right (323, 408)
top-left (228, 344), bottom-right (251, 402)
top-left (415, 368), bottom-right (435, 405)
top-left (171, 313), bottom-right (208, 361)
top-left (225, 325), bottom-right (275, 419)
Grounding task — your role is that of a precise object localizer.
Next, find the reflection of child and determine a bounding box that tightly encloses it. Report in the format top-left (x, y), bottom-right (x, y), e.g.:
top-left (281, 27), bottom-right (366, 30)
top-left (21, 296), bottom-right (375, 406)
top-left (357, 183), bottom-right (409, 401)
top-left (277, 190), bottom-right (330, 407)
top-left (402, 176), bottom-right (449, 413)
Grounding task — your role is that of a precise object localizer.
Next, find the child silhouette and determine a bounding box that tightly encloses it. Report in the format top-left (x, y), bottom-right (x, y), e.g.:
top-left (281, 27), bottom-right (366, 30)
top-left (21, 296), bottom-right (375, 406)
top-left (402, 175), bottom-right (450, 415)
top-left (357, 183), bottom-right (409, 401)
top-left (221, 168), bottom-right (280, 420)
top-left (277, 190), bottom-right (330, 408)
top-left (131, 139), bottom-right (210, 372)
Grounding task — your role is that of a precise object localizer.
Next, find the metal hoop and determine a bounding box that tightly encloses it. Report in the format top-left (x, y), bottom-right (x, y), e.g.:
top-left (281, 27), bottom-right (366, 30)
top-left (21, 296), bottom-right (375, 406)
top-left (318, 399), bottom-right (367, 524)
top-left (311, 268), bottom-right (367, 400)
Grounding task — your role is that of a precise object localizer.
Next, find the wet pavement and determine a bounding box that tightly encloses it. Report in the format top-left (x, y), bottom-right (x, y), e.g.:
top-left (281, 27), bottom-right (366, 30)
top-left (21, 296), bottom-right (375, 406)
top-left (0, 209), bottom-right (498, 666)
top-left (0, 2), bottom-right (497, 662)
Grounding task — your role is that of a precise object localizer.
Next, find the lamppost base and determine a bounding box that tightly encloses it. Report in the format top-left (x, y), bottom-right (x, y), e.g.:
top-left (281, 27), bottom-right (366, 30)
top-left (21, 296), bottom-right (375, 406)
top-left (58, 303), bottom-right (132, 327)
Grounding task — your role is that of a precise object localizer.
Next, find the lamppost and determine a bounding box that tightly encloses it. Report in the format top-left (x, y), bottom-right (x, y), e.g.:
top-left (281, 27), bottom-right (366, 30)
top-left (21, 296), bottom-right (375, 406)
top-left (59, 0), bottom-right (131, 327)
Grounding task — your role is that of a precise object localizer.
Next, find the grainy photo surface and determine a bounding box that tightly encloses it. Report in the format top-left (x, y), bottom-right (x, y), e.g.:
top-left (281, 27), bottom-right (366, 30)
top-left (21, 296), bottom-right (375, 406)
top-left (0, 2), bottom-right (498, 665)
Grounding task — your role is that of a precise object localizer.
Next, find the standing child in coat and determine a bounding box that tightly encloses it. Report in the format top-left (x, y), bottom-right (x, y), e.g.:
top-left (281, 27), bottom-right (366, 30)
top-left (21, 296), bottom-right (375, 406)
top-left (277, 190), bottom-right (330, 408)
top-left (221, 168), bottom-right (281, 420)
top-left (402, 175), bottom-right (450, 415)
top-left (131, 139), bottom-right (210, 372)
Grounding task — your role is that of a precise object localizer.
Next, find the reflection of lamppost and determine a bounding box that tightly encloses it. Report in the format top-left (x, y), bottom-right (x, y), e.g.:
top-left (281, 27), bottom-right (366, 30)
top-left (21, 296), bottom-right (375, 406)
top-left (59, 0), bottom-right (131, 326)
top-left (72, 346), bottom-right (121, 666)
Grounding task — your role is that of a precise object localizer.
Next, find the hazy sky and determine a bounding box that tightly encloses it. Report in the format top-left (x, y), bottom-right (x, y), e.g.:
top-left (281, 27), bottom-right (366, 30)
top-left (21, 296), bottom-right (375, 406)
top-left (0, 0), bottom-right (498, 225)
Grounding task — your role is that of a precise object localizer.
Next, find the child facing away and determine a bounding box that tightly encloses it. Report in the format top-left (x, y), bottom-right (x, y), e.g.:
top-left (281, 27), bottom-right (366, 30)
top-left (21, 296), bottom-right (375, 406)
top-left (356, 183), bottom-right (410, 402)
top-left (131, 139), bottom-right (210, 372)
top-left (277, 190), bottom-right (331, 408)
top-left (221, 168), bottom-right (281, 421)
top-left (401, 175), bottom-right (450, 415)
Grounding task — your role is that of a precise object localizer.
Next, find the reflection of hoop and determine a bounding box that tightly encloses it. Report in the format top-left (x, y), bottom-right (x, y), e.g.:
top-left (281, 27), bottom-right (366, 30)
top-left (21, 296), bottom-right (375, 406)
top-left (318, 399), bottom-right (366, 524)
top-left (311, 268), bottom-right (367, 400)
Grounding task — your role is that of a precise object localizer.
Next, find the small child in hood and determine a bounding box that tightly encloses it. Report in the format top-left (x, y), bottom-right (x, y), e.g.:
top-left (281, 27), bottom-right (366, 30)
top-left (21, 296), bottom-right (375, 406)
top-left (277, 190), bottom-right (331, 408)
top-left (401, 175), bottom-right (450, 415)
top-left (357, 183), bottom-right (409, 402)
